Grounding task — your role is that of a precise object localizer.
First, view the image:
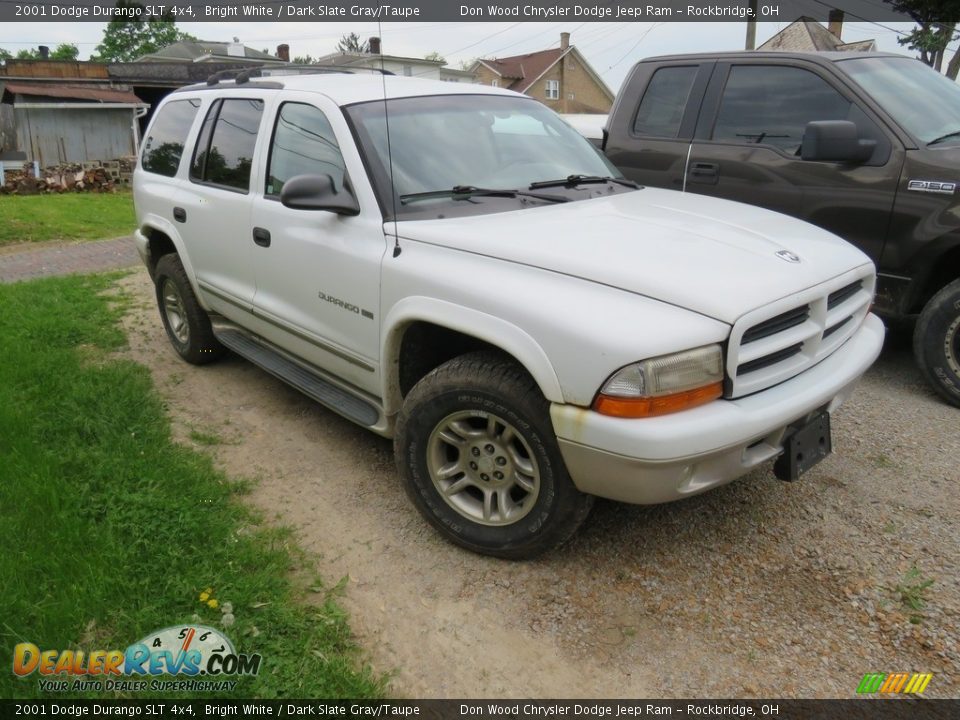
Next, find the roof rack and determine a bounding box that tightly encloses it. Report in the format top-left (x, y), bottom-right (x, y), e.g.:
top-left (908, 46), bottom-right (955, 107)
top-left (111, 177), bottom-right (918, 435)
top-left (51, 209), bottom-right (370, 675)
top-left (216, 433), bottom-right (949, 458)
top-left (205, 64), bottom-right (395, 86)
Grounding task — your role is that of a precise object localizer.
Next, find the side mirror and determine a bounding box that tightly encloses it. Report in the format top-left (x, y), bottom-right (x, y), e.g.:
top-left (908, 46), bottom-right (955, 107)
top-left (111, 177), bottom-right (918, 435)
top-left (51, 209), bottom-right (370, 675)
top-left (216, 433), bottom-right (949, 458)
top-left (280, 174), bottom-right (360, 215)
top-left (801, 120), bottom-right (876, 163)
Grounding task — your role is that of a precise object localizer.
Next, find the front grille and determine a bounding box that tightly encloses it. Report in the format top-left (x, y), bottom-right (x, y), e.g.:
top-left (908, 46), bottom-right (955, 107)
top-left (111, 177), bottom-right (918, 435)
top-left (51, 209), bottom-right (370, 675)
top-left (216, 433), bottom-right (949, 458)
top-left (737, 343), bottom-right (803, 375)
top-left (742, 306), bottom-right (810, 344)
top-left (827, 280), bottom-right (862, 309)
top-left (726, 270), bottom-right (874, 398)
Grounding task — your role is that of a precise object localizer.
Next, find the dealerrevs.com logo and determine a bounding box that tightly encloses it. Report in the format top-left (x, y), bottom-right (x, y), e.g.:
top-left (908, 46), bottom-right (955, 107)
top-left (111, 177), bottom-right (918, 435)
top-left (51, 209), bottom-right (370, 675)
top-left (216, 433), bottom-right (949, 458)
top-left (856, 672), bottom-right (933, 695)
top-left (13, 625), bottom-right (261, 693)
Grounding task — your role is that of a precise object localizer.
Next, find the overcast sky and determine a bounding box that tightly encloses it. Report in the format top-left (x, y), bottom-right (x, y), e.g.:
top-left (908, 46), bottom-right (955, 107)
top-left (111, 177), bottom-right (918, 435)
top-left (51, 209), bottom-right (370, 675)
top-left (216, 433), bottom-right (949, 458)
top-left (0, 20), bottom-right (920, 93)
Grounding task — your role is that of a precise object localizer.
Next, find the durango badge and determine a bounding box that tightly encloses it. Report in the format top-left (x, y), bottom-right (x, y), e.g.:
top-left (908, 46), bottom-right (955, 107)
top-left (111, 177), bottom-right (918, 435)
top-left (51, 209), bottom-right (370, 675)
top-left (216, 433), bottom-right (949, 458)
top-left (775, 250), bottom-right (801, 263)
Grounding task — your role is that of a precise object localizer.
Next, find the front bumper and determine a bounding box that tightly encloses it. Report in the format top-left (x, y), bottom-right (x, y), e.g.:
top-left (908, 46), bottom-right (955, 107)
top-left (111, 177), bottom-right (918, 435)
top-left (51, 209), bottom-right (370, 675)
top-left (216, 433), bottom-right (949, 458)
top-left (551, 313), bottom-right (885, 504)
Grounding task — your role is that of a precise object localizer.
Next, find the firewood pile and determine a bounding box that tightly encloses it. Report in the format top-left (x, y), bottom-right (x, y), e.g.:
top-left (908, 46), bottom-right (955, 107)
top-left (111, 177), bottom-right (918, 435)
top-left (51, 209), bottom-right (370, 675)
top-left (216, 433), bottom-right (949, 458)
top-left (1, 158), bottom-right (135, 195)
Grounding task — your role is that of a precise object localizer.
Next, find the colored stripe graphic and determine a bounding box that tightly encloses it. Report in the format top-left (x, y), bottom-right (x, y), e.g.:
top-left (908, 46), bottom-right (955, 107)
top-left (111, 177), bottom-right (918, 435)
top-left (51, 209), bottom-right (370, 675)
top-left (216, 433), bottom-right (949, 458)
top-left (857, 672), bottom-right (932, 694)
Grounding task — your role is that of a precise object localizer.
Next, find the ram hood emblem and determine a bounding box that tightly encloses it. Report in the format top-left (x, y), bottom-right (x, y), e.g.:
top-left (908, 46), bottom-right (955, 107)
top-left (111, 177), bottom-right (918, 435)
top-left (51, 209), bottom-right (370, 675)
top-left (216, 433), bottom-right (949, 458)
top-left (775, 250), bottom-right (801, 263)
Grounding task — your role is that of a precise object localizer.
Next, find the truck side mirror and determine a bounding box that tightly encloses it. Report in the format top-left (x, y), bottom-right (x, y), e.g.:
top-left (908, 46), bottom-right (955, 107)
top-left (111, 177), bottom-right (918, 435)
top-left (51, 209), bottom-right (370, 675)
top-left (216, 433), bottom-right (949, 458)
top-left (280, 174), bottom-right (360, 216)
top-left (801, 120), bottom-right (876, 163)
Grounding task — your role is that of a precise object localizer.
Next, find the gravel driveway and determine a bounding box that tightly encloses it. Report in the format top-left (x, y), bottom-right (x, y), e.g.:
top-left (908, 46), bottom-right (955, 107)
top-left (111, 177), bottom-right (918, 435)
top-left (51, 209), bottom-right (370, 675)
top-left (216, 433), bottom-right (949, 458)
top-left (118, 269), bottom-right (958, 699)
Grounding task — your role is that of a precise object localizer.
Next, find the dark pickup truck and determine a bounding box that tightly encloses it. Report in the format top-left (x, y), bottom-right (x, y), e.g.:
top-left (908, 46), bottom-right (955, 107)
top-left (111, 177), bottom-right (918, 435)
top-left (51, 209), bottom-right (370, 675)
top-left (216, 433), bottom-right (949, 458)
top-left (602, 51), bottom-right (960, 407)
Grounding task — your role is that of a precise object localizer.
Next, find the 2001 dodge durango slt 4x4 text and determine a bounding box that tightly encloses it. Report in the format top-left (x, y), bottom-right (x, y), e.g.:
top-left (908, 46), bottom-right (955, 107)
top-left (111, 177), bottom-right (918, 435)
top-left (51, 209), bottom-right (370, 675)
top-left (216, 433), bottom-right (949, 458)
top-left (133, 70), bottom-right (885, 558)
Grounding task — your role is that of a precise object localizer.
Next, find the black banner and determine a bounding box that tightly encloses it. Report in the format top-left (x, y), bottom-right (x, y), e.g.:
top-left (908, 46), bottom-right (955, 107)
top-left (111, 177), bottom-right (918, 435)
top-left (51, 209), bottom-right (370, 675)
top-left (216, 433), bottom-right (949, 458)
top-left (0, 0), bottom-right (931, 24)
top-left (0, 700), bottom-right (958, 720)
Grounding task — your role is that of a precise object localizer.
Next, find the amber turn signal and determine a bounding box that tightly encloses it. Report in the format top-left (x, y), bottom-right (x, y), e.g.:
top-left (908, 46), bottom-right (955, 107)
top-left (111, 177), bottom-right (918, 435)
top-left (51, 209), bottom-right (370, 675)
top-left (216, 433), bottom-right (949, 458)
top-left (593, 381), bottom-right (723, 418)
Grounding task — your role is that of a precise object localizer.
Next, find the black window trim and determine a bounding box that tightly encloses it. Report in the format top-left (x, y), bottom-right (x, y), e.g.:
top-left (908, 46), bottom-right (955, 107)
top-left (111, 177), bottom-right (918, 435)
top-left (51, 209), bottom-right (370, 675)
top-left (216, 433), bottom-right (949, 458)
top-left (188, 96), bottom-right (264, 196)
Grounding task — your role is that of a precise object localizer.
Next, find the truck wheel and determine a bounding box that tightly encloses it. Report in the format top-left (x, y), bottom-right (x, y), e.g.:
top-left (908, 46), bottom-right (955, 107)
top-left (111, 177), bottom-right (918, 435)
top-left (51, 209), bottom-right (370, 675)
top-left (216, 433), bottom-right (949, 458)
top-left (395, 352), bottom-right (593, 559)
top-left (913, 278), bottom-right (960, 408)
top-left (154, 254), bottom-right (224, 365)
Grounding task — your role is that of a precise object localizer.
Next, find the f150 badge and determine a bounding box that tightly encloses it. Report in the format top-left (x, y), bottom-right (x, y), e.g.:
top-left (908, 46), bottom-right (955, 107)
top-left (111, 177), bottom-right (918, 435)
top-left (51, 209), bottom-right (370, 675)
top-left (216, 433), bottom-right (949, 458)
top-left (908, 180), bottom-right (956, 195)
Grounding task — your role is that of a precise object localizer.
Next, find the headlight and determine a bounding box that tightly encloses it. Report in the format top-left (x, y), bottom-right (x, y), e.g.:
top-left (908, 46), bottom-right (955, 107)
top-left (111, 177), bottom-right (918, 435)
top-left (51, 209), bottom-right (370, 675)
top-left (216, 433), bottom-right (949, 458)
top-left (593, 345), bottom-right (724, 418)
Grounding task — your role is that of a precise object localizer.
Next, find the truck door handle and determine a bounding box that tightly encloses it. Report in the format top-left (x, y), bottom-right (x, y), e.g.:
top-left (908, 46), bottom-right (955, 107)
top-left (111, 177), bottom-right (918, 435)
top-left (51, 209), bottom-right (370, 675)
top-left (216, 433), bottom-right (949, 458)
top-left (173, 207), bottom-right (187, 223)
top-left (252, 227), bottom-right (271, 248)
top-left (688, 161), bottom-right (719, 186)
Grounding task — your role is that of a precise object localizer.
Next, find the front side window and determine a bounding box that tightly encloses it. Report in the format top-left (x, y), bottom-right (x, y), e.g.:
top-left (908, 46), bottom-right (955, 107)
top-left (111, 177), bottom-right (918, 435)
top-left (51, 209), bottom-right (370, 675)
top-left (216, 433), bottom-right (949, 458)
top-left (712, 65), bottom-right (851, 153)
top-left (266, 103), bottom-right (345, 197)
top-left (141, 99), bottom-right (200, 177)
top-left (633, 66), bottom-right (698, 138)
top-left (545, 80), bottom-right (560, 100)
top-left (190, 98), bottom-right (264, 191)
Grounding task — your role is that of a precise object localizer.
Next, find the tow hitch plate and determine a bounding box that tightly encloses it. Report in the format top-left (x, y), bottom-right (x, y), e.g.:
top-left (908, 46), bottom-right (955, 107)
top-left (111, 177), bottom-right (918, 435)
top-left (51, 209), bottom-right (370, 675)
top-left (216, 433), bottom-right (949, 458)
top-left (774, 412), bottom-right (831, 482)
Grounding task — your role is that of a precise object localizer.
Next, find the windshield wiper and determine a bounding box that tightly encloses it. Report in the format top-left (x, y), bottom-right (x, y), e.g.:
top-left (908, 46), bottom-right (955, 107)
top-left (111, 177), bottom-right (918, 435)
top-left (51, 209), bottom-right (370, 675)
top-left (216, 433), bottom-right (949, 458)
top-left (927, 130), bottom-right (960, 146)
top-left (399, 185), bottom-right (569, 205)
top-left (528, 174), bottom-right (640, 190)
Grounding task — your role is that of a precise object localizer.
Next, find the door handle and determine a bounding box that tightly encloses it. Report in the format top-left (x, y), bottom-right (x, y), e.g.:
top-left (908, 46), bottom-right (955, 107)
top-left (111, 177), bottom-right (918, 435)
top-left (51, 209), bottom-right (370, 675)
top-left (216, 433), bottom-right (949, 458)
top-left (252, 227), bottom-right (271, 248)
top-left (173, 207), bottom-right (187, 223)
top-left (688, 161), bottom-right (719, 185)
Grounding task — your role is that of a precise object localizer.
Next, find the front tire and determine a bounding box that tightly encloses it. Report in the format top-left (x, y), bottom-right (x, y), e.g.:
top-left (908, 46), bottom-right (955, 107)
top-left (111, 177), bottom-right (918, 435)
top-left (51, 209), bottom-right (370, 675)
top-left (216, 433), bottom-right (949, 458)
top-left (154, 254), bottom-right (224, 365)
top-left (913, 278), bottom-right (960, 408)
top-left (395, 352), bottom-right (593, 559)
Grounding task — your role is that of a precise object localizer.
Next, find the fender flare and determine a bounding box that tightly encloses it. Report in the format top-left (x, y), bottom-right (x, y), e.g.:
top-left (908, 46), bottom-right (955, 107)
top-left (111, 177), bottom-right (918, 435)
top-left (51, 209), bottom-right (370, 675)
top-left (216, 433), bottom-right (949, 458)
top-left (380, 296), bottom-right (565, 415)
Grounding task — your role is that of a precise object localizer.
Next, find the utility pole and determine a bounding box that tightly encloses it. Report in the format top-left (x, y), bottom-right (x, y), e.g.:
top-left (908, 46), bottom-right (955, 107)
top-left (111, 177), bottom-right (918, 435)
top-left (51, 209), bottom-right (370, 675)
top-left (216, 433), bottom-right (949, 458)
top-left (745, 0), bottom-right (758, 50)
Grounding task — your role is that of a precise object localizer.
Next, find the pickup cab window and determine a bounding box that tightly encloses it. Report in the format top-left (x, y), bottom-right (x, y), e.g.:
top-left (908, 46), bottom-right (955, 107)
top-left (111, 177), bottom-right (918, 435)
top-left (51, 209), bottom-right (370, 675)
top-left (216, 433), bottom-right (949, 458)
top-left (265, 102), bottom-right (345, 197)
top-left (632, 66), bottom-right (698, 137)
top-left (712, 65), bottom-right (850, 153)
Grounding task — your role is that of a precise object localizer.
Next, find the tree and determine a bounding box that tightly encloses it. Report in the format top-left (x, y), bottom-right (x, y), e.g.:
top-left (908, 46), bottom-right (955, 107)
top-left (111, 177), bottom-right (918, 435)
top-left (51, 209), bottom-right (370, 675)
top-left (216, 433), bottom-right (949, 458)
top-left (889, 1), bottom-right (960, 79)
top-left (424, 51), bottom-right (447, 64)
top-left (13, 44), bottom-right (79, 60)
top-left (292, 54), bottom-right (319, 65)
top-left (93, 2), bottom-right (194, 62)
top-left (337, 32), bottom-right (369, 54)
top-left (0, 48), bottom-right (12, 61)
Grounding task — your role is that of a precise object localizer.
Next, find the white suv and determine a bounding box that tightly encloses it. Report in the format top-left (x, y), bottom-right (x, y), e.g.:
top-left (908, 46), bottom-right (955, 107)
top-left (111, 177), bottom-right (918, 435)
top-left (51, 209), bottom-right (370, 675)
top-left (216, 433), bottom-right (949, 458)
top-left (133, 69), bottom-right (884, 558)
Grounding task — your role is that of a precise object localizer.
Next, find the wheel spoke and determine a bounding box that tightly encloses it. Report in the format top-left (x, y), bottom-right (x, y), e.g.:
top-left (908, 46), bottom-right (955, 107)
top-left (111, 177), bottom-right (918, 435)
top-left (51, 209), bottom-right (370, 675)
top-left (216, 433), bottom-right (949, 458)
top-left (513, 472), bottom-right (536, 494)
top-left (496, 488), bottom-right (517, 519)
top-left (443, 476), bottom-right (474, 497)
top-left (507, 445), bottom-right (535, 476)
top-left (435, 460), bottom-right (463, 480)
top-left (486, 415), bottom-right (499, 437)
top-left (437, 427), bottom-right (466, 448)
top-left (482, 489), bottom-right (494, 522)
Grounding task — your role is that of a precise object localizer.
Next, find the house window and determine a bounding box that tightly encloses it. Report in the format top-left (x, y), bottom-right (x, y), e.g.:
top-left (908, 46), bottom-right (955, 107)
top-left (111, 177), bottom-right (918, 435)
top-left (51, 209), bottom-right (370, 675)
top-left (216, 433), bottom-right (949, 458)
top-left (403, 65), bottom-right (412, 76)
top-left (491, 80), bottom-right (499, 88)
top-left (545, 80), bottom-right (559, 100)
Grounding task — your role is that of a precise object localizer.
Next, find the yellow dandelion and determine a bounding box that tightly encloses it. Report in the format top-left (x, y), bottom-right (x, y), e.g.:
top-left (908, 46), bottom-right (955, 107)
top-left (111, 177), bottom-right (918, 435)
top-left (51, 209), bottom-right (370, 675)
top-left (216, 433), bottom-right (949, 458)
top-left (207, 598), bottom-right (219, 609)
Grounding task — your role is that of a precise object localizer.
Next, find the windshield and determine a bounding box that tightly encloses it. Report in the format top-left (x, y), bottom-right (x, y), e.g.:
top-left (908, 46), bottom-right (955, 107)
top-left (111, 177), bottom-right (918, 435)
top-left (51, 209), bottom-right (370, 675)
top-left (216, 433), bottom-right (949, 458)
top-left (838, 56), bottom-right (960, 145)
top-left (345, 94), bottom-right (622, 218)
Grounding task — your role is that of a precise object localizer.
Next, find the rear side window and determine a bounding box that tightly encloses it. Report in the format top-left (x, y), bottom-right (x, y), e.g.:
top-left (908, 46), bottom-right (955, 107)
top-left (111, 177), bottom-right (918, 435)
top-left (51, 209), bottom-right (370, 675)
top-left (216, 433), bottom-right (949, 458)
top-left (190, 98), bottom-right (264, 192)
top-left (266, 103), bottom-right (345, 197)
top-left (712, 65), bottom-right (851, 153)
top-left (141, 99), bottom-right (200, 177)
top-left (632, 66), bottom-right (698, 137)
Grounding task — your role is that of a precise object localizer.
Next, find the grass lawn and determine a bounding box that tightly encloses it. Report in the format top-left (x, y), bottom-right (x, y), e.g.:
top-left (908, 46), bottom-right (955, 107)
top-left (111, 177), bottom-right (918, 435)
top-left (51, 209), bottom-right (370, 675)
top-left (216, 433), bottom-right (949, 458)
top-left (0, 192), bottom-right (135, 246)
top-left (0, 274), bottom-right (384, 700)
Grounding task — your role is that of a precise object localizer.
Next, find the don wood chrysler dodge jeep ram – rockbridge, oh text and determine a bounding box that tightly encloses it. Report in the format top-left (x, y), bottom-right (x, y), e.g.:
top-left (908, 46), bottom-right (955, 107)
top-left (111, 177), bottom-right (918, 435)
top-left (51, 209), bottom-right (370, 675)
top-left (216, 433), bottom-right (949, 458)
top-left (132, 69), bottom-right (884, 558)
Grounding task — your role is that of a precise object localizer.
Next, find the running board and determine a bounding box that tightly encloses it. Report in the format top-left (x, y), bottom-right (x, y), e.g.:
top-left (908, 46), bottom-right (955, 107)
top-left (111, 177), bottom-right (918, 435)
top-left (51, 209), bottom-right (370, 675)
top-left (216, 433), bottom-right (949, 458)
top-left (214, 328), bottom-right (380, 428)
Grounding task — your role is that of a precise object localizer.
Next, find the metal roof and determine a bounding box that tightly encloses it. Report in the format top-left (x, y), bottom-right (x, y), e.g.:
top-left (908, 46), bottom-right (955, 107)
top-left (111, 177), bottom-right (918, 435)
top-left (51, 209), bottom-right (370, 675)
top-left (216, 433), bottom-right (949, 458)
top-left (3, 81), bottom-right (145, 104)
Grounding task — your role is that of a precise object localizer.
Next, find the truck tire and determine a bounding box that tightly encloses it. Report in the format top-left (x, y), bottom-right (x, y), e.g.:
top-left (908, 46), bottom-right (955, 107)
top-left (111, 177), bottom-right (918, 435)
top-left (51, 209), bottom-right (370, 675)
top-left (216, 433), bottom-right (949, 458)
top-left (154, 254), bottom-right (224, 365)
top-left (913, 278), bottom-right (960, 408)
top-left (395, 352), bottom-right (593, 559)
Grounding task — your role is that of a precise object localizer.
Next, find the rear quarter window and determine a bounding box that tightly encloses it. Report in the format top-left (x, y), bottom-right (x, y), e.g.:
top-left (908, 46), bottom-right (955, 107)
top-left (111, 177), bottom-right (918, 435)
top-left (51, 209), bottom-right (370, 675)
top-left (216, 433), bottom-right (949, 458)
top-left (633, 66), bottom-right (698, 137)
top-left (141, 99), bottom-right (201, 177)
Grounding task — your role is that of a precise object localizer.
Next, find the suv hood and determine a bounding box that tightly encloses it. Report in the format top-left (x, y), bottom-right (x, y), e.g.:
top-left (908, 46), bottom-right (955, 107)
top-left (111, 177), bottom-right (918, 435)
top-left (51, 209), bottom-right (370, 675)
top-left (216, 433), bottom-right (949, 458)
top-left (394, 187), bottom-right (873, 325)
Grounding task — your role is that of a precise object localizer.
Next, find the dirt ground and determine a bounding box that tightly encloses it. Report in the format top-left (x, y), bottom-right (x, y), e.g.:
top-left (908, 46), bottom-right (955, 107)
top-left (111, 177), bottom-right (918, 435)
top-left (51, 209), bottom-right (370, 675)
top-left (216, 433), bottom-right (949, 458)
top-left (117, 269), bottom-right (959, 699)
